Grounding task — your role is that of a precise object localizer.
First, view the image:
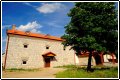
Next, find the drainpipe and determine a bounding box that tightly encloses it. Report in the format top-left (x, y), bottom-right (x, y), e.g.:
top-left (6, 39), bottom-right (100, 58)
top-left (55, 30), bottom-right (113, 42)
top-left (3, 33), bottom-right (10, 69)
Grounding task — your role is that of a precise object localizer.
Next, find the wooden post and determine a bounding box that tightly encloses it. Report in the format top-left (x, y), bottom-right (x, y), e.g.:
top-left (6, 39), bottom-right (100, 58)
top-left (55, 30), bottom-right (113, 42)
top-left (100, 52), bottom-right (104, 65)
top-left (111, 53), bottom-right (115, 64)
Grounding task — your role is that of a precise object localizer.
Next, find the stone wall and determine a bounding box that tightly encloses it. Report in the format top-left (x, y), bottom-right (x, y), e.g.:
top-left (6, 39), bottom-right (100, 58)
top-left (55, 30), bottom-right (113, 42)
top-left (78, 56), bottom-right (96, 66)
top-left (5, 34), bottom-right (75, 69)
top-left (103, 54), bottom-right (116, 62)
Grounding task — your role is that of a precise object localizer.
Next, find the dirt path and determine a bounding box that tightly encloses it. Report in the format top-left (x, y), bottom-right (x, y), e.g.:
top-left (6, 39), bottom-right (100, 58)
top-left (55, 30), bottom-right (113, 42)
top-left (2, 68), bottom-right (66, 78)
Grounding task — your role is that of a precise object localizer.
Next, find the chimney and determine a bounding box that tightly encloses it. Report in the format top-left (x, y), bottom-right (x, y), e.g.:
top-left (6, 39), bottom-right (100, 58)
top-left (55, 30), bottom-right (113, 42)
top-left (12, 24), bottom-right (16, 30)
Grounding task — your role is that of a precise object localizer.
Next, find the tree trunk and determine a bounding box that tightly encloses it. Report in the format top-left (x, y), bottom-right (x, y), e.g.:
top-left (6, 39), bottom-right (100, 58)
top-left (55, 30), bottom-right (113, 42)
top-left (87, 51), bottom-right (92, 72)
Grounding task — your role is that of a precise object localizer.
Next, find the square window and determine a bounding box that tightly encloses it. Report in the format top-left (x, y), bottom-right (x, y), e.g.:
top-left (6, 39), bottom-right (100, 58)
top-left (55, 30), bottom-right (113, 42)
top-left (23, 61), bottom-right (27, 64)
top-left (46, 46), bottom-right (49, 49)
top-left (24, 45), bottom-right (28, 48)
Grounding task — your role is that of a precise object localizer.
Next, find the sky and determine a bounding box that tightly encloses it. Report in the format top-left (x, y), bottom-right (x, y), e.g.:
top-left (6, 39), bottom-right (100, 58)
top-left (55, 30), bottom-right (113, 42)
top-left (2, 2), bottom-right (75, 53)
top-left (2, 2), bottom-right (118, 53)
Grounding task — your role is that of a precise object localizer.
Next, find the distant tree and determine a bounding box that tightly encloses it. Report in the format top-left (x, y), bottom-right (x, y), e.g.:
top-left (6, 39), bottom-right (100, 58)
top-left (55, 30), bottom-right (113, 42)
top-left (61, 2), bottom-right (118, 72)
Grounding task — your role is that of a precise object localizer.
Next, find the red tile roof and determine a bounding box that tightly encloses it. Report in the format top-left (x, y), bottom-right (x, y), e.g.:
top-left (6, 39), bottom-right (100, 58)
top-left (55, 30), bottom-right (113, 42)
top-left (42, 52), bottom-right (56, 57)
top-left (7, 29), bottom-right (63, 41)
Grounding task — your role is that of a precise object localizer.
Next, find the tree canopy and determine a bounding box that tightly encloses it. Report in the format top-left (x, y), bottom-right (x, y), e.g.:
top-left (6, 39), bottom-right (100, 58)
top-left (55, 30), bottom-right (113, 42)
top-left (61, 2), bottom-right (118, 55)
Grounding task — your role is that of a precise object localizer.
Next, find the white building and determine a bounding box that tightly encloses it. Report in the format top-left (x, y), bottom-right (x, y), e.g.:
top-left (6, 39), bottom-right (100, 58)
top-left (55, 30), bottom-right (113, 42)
top-left (3, 25), bottom-right (117, 69)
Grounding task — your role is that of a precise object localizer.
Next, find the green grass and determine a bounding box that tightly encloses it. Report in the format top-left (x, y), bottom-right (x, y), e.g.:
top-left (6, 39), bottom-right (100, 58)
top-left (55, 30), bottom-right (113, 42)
top-left (5, 68), bottom-right (41, 72)
top-left (55, 65), bottom-right (118, 78)
top-left (54, 64), bottom-right (76, 68)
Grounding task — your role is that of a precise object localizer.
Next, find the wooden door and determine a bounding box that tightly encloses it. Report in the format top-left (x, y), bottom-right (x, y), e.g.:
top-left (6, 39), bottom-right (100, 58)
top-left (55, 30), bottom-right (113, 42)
top-left (44, 58), bottom-right (50, 67)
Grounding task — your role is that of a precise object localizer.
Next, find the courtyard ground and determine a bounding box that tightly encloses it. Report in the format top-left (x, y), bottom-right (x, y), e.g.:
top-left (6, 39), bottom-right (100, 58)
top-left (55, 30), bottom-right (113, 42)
top-left (2, 68), bottom-right (66, 78)
top-left (2, 63), bottom-right (118, 78)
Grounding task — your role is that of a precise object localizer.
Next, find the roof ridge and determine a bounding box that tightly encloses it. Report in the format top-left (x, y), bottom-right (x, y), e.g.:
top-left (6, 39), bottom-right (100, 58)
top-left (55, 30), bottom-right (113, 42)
top-left (7, 29), bottom-right (63, 41)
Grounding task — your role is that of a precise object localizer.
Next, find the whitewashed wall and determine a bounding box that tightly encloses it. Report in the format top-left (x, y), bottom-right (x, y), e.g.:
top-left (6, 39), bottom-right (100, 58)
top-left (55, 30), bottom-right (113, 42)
top-left (5, 34), bottom-right (75, 69)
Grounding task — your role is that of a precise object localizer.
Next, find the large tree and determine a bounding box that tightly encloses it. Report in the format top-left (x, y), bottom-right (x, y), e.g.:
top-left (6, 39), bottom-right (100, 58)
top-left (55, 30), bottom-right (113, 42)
top-left (61, 2), bottom-right (118, 71)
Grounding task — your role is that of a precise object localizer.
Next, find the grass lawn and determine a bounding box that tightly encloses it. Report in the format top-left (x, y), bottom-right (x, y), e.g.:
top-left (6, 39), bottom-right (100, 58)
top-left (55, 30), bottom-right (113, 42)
top-left (4, 68), bottom-right (41, 72)
top-left (55, 65), bottom-right (118, 78)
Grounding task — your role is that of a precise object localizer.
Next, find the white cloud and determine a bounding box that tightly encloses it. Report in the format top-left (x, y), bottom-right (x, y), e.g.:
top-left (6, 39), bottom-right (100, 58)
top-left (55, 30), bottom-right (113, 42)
top-left (23, 2), bottom-right (66, 14)
top-left (17, 21), bottom-right (42, 33)
top-left (24, 2), bottom-right (32, 6)
top-left (30, 29), bottom-right (41, 33)
top-left (23, 2), bottom-right (37, 8)
top-left (47, 21), bottom-right (62, 28)
top-left (36, 3), bottom-right (66, 14)
top-left (2, 25), bottom-right (11, 29)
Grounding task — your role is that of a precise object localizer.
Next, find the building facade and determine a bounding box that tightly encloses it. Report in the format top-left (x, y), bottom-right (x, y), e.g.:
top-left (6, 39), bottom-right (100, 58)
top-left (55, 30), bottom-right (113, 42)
top-left (4, 26), bottom-right (77, 69)
top-left (3, 26), bottom-right (117, 69)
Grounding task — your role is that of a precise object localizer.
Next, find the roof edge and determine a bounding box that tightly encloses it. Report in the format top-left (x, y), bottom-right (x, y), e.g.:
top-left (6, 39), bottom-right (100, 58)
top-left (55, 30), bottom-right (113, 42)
top-left (7, 29), bottom-right (64, 41)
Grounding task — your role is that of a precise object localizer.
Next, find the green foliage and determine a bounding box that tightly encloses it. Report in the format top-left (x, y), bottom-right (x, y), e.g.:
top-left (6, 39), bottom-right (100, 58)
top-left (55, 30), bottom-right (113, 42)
top-left (61, 2), bottom-right (118, 54)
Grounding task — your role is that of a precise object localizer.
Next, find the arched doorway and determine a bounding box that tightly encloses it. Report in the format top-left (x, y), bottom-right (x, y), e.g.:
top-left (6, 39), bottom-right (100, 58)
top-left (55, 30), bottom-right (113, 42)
top-left (42, 52), bottom-right (56, 67)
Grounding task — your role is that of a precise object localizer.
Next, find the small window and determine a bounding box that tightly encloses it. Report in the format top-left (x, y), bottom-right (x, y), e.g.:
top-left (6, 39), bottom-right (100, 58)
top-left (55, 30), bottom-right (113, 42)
top-left (46, 46), bottom-right (49, 49)
top-left (21, 57), bottom-right (28, 65)
top-left (23, 61), bottom-right (27, 64)
top-left (23, 43), bottom-right (28, 48)
top-left (63, 47), bottom-right (66, 51)
top-left (46, 45), bottom-right (49, 49)
top-left (24, 45), bottom-right (28, 48)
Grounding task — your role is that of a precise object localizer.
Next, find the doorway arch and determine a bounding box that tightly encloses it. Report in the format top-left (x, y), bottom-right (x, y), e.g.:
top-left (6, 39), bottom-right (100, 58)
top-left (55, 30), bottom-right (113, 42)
top-left (42, 52), bottom-right (56, 67)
